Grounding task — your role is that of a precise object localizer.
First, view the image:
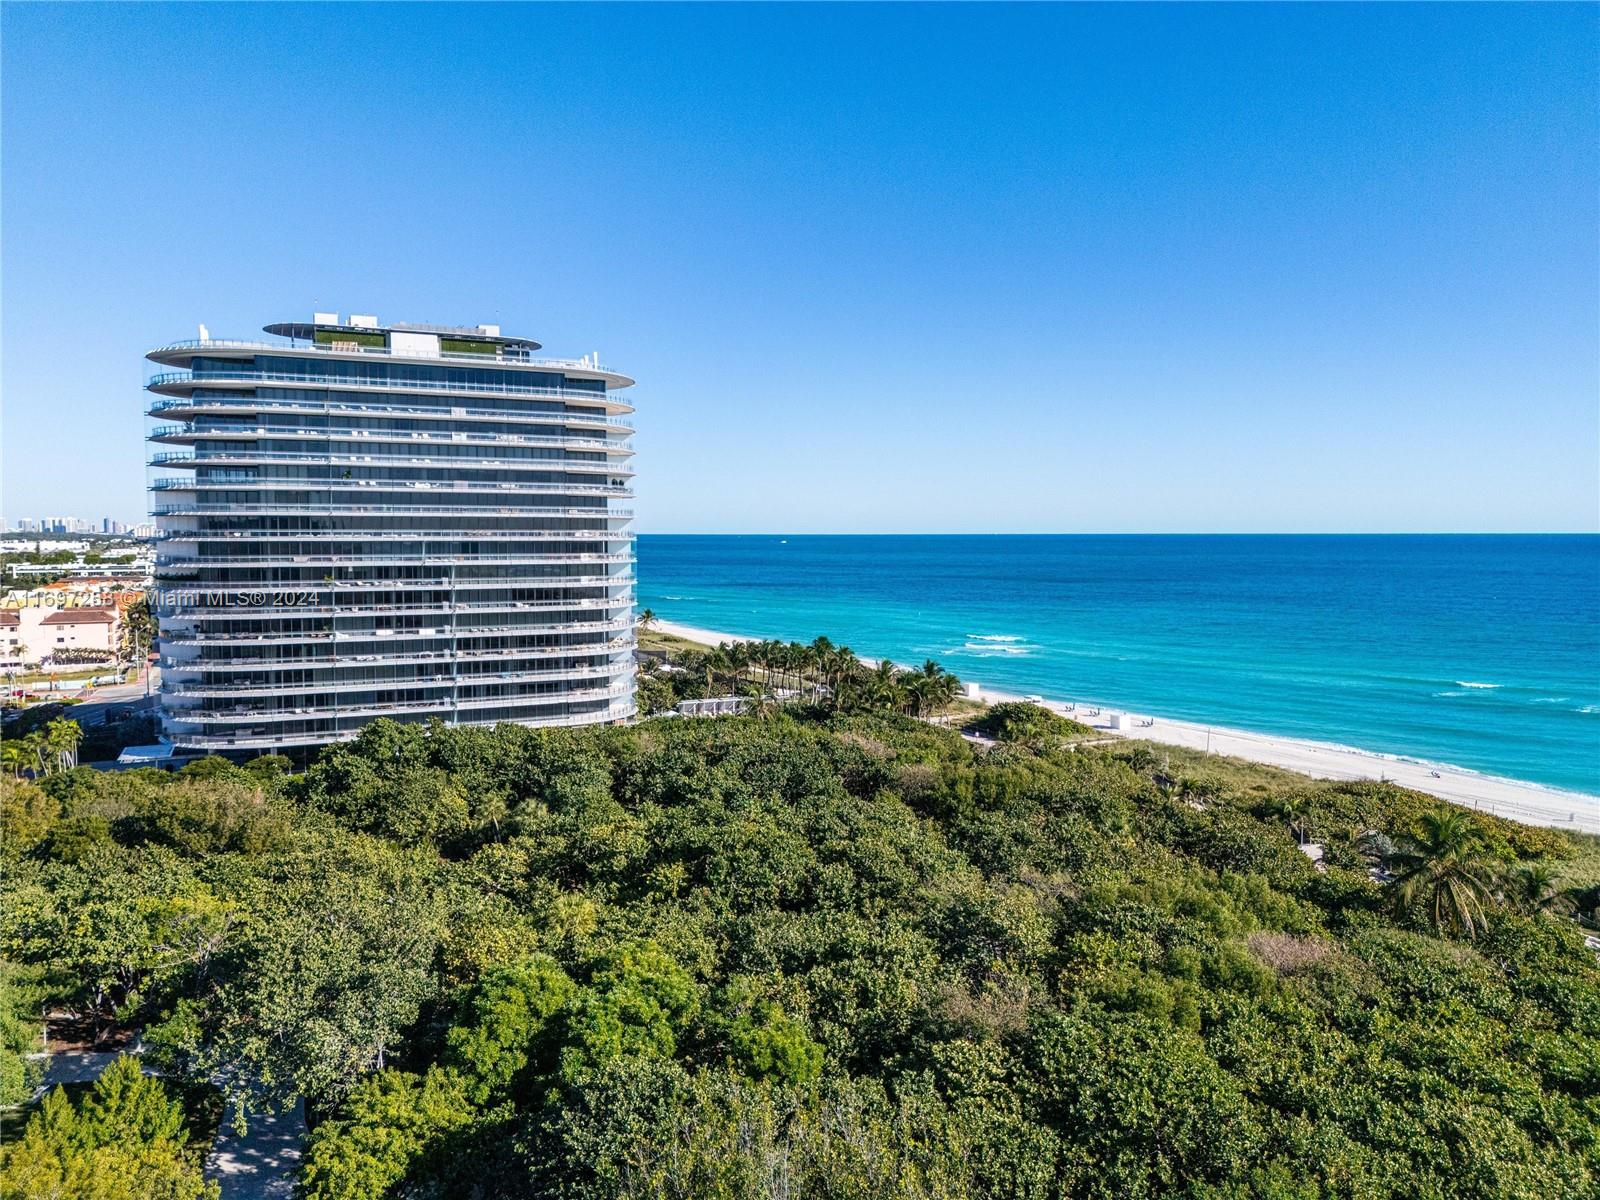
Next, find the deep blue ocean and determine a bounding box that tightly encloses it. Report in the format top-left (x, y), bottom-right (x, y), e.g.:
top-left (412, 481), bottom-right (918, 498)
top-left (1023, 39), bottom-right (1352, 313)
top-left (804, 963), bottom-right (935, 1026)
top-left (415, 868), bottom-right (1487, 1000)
top-left (637, 535), bottom-right (1600, 796)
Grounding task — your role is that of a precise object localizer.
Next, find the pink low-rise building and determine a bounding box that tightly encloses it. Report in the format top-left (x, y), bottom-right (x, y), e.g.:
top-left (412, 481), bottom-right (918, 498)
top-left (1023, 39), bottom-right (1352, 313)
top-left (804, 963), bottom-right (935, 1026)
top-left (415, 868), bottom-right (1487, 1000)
top-left (1, 606), bottom-right (121, 665)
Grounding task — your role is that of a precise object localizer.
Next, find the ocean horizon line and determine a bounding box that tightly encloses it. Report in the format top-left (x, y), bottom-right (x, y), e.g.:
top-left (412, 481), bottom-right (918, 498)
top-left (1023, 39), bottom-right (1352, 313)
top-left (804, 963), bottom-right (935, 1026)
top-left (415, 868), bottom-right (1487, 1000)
top-left (635, 530), bottom-right (1600, 538)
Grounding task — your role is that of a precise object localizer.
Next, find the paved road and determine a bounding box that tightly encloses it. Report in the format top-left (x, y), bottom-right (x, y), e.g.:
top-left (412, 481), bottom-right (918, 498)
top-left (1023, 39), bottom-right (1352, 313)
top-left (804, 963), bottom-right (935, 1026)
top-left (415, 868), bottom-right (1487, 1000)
top-left (67, 666), bottom-right (159, 724)
top-left (205, 1102), bottom-right (306, 1200)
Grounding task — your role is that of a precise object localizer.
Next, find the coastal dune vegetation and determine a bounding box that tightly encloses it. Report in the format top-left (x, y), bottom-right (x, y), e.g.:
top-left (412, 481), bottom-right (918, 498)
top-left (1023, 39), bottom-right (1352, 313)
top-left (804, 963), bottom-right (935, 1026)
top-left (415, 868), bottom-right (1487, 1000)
top-left (635, 627), bottom-right (968, 720)
top-left (1, 642), bottom-right (1598, 1198)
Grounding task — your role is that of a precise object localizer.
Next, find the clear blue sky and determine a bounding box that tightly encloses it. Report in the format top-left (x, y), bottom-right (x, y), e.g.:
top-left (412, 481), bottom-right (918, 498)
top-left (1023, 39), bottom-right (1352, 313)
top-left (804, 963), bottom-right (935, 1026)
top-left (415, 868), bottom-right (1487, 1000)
top-left (3, 2), bottom-right (1595, 533)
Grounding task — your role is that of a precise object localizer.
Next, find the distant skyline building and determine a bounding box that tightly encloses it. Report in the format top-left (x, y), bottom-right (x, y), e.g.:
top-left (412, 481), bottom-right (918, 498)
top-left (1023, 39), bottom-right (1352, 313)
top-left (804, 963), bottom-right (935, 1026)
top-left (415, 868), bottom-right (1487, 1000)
top-left (5, 516), bottom-right (147, 535)
top-left (146, 313), bottom-right (637, 753)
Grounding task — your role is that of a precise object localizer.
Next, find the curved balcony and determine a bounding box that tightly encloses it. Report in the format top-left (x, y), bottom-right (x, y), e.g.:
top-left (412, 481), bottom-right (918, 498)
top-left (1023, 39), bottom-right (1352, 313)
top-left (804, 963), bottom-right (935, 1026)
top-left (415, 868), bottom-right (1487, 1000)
top-left (164, 684), bottom-right (636, 722)
top-left (151, 477), bottom-right (632, 498)
top-left (164, 662), bottom-right (631, 701)
top-left (145, 339), bottom-right (634, 389)
top-left (156, 572), bottom-right (633, 592)
top-left (155, 575), bottom-right (637, 596)
top-left (156, 530), bottom-right (633, 546)
top-left (150, 397), bottom-right (635, 437)
top-left (160, 551), bottom-right (632, 568)
top-left (149, 424), bottom-right (633, 456)
top-left (159, 617), bottom-right (635, 646)
top-left (147, 370), bottom-right (634, 414)
top-left (164, 683), bottom-right (635, 726)
top-left (149, 450), bottom-right (635, 476)
top-left (148, 395), bottom-right (634, 434)
top-left (163, 637), bottom-right (634, 672)
top-left (152, 503), bottom-right (631, 519)
top-left (161, 699), bottom-right (638, 750)
top-left (159, 597), bottom-right (631, 622)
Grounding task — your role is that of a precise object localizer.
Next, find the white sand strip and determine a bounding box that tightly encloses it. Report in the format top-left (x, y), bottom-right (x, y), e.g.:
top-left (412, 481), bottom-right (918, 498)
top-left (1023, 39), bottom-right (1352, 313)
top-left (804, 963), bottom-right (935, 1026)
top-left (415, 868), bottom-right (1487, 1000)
top-left (646, 618), bottom-right (1600, 833)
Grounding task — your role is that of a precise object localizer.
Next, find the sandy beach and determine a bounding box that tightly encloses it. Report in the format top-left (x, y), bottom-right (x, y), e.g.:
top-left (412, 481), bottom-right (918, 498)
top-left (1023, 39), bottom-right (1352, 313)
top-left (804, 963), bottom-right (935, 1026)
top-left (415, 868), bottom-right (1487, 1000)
top-left (650, 618), bottom-right (1600, 834)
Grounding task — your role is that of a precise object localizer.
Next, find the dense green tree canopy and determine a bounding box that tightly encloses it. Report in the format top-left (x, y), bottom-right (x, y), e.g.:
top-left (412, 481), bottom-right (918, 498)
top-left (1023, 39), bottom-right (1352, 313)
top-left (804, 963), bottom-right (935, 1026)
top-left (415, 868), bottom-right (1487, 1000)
top-left (0, 1056), bottom-right (218, 1200)
top-left (3, 709), bottom-right (1597, 1199)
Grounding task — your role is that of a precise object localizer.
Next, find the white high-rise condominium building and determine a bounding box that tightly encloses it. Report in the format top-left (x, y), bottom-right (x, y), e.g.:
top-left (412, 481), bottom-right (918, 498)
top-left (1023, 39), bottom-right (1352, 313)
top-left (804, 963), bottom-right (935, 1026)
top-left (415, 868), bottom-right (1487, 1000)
top-left (146, 314), bottom-right (637, 753)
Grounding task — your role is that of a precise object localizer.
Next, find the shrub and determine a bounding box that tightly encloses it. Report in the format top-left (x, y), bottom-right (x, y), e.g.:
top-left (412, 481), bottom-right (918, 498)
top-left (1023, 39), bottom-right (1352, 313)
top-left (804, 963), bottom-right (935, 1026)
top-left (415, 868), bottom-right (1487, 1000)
top-left (970, 702), bottom-right (1093, 743)
top-left (0, 1056), bottom-right (217, 1199)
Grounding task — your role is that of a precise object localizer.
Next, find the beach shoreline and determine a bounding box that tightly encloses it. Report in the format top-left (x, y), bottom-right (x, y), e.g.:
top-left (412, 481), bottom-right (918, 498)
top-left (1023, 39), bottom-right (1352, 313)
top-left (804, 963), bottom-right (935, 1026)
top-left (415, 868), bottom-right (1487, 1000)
top-left (650, 617), bottom-right (1600, 834)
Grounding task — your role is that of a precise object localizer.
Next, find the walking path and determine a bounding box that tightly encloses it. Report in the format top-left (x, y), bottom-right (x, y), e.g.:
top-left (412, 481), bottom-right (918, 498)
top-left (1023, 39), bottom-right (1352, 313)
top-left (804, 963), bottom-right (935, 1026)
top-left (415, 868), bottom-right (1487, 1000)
top-left (205, 1102), bottom-right (306, 1200)
top-left (25, 1040), bottom-right (304, 1199)
top-left (33, 1048), bottom-right (128, 1091)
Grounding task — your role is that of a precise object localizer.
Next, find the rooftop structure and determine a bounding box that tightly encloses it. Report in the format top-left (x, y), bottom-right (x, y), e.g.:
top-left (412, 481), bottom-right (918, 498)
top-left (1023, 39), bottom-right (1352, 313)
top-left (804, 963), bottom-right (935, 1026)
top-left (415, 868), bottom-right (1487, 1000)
top-left (146, 313), bottom-right (638, 752)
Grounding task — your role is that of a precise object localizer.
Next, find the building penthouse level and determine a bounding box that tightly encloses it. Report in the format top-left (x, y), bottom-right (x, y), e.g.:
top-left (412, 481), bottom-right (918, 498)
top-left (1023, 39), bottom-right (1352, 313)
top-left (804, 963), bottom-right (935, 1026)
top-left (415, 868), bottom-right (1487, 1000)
top-left (146, 313), bottom-right (638, 752)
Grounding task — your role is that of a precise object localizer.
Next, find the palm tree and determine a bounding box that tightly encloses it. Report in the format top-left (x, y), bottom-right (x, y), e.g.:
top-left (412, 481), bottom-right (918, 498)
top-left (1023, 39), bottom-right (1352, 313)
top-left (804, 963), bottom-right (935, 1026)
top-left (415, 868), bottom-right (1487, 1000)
top-left (832, 647), bottom-right (861, 709)
top-left (917, 659), bottom-right (960, 714)
top-left (45, 718), bottom-right (83, 771)
top-left (785, 642), bottom-right (809, 698)
top-left (1504, 862), bottom-right (1569, 916)
top-left (809, 637), bottom-right (834, 703)
top-left (1265, 794), bottom-right (1312, 844)
top-left (865, 659), bottom-right (905, 713)
top-left (0, 740), bottom-right (27, 778)
top-left (1385, 809), bottom-right (1500, 938)
top-left (695, 648), bottom-right (721, 695)
top-left (24, 731), bottom-right (49, 777)
top-left (637, 608), bottom-right (656, 634)
top-left (731, 642), bottom-right (755, 691)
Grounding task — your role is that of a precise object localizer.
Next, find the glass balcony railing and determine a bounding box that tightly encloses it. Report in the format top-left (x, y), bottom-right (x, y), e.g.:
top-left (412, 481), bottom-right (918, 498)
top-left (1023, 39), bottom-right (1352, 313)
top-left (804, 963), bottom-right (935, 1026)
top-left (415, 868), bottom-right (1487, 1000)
top-left (162, 699), bottom-right (638, 749)
top-left (152, 477), bottom-right (632, 497)
top-left (154, 574), bottom-right (638, 593)
top-left (147, 370), bottom-right (633, 411)
top-left (148, 395), bottom-right (635, 432)
top-left (165, 687), bottom-right (636, 720)
top-left (165, 664), bottom-right (631, 699)
top-left (152, 503), bottom-right (631, 518)
top-left (149, 423), bottom-right (632, 455)
top-left (157, 530), bottom-right (633, 544)
top-left (148, 338), bottom-right (628, 378)
top-left (161, 550), bottom-right (632, 566)
top-left (160, 597), bottom-right (631, 621)
top-left (162, 637), bottom-right (634, 671)
top-left (159, 617), bottom-right (634, 644)
top-left (148, 450), bottom-right (634, 475)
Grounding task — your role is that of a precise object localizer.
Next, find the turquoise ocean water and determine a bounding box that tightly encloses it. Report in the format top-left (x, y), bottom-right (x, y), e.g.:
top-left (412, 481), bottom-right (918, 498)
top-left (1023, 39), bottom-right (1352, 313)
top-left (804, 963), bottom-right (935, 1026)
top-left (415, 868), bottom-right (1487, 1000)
top-left (636, 535), bottom-right (1600, 796)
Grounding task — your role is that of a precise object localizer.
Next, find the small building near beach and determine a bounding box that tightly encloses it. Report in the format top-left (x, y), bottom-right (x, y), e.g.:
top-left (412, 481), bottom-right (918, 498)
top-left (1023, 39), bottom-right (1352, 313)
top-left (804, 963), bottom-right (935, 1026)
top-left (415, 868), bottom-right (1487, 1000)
top-left (676, 696), bottom-right (752, 718)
